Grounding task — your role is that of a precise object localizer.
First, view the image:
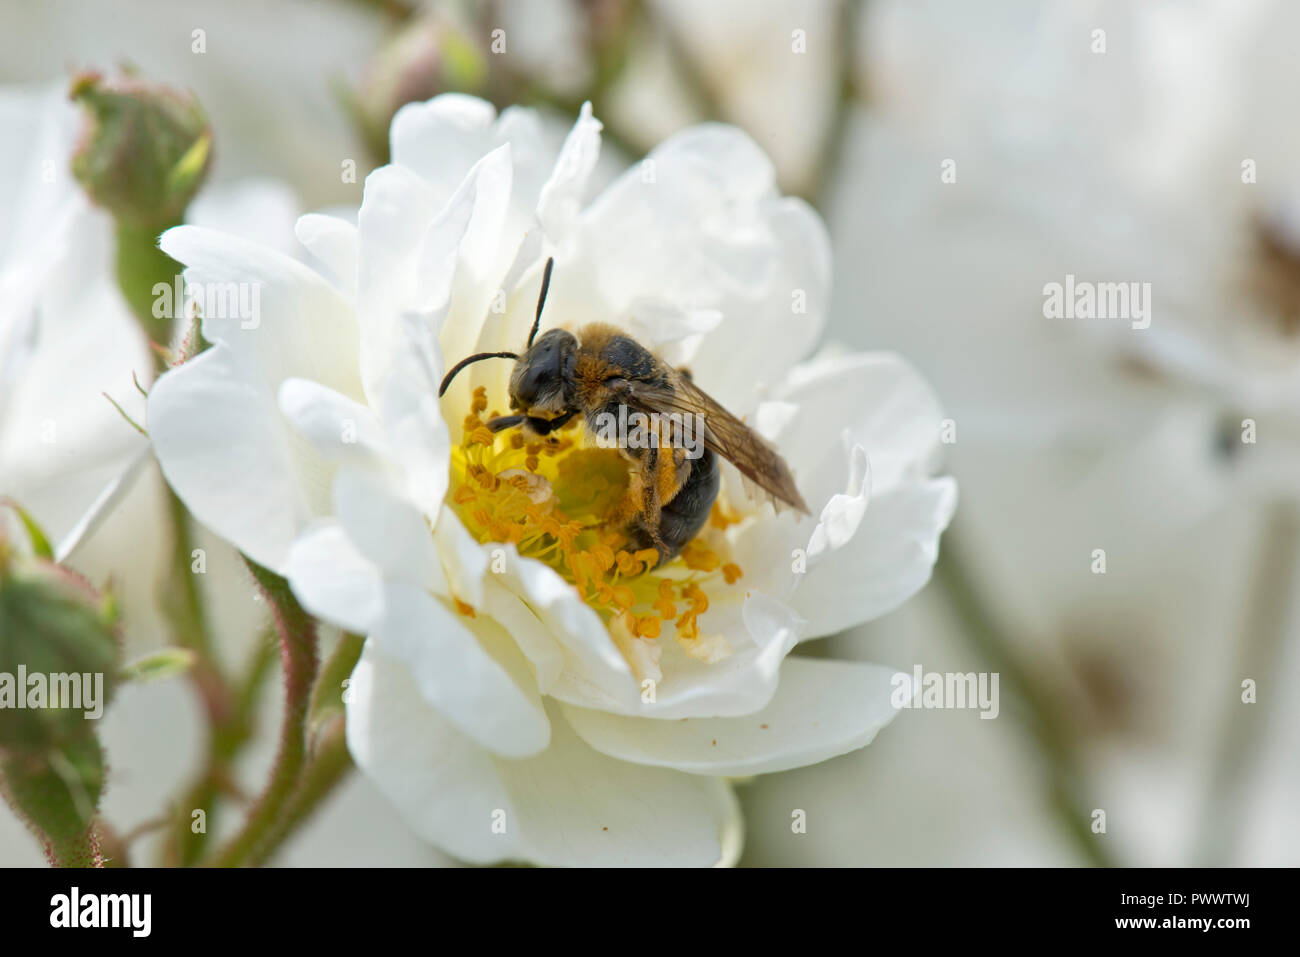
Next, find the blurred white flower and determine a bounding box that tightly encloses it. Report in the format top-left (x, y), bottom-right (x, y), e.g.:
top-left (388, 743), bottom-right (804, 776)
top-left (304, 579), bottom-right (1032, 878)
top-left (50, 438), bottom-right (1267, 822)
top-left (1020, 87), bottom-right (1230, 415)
top-left (0, 81), bottom-right (365, 867)
top-left (616, 0), bottom-right (842, 195)
top-left (146, 95), bottom-right (955, 866)
top-left (853, 0), bottom-right (1300, 506)
top-left (816, 0), bottom-right (1300, 866)
top-left (0, 86), bottom-right (151, 552)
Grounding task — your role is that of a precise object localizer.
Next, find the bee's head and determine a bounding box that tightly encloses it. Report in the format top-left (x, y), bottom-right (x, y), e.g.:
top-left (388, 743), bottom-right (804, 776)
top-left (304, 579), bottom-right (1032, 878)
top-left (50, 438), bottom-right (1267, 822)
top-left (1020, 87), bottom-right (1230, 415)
top-left (510, 328), bottom-right (576, 412)
top-left (436, 257), bottom-right (565, 405)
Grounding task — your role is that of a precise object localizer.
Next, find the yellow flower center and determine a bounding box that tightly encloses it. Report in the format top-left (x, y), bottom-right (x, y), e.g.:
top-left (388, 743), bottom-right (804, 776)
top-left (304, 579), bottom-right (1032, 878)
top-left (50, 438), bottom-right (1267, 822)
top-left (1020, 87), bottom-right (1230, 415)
top-left (448, 387), bottom-right (745, 667)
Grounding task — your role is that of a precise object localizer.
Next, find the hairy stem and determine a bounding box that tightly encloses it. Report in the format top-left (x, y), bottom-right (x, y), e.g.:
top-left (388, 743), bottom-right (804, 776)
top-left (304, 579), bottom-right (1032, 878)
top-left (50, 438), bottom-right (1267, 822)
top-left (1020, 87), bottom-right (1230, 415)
top-left (249, 633), bottom-right (365, 865)
top-left (208, 562), bottom-right (319, 867)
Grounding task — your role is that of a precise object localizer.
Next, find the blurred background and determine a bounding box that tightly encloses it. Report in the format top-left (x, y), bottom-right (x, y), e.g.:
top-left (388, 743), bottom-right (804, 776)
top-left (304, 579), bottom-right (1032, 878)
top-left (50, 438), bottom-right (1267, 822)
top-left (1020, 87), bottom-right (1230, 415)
top-left (2, 0), bottom-right (1298, 866)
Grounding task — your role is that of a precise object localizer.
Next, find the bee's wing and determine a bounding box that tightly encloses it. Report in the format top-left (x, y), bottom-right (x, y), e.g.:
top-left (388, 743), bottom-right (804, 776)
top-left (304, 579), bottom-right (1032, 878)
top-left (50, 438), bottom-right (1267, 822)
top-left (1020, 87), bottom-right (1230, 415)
top-left (622, 376), bottom-right (811, 515)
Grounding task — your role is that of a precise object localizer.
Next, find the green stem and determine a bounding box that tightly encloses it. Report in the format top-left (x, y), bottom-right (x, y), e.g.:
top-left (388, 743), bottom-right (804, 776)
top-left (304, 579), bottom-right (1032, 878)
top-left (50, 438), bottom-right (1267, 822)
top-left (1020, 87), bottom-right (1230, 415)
top-left (161, 630), bottom-right (275, 866)
top-left (249, 633), bottom-right (365, 865)
top-left (208, 562), bottom-right (318, 867)
top-left (115, 220), bottom-right (180, 347)
top-left (649, 2), bottom-right (725, 124)
top-left (806, 0), bottom-right (866, 210)
top-left (934, 530), bottom-right (1116, 866)
top-left (46, 827), bottom-right (104, 868)
top-left (308, 633), bottom-right (367, 740)
top-left (1194, 502), bottom-right (1300, 865)
top-left (250, 719), bottom-right (355, 867)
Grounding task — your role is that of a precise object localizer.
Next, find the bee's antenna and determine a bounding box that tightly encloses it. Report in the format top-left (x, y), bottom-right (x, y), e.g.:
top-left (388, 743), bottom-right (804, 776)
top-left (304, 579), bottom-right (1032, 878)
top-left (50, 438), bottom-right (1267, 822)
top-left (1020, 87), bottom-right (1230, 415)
top-left (527, 257), bottom-right (555, 348)
top-left (438, 351), bottom-right (518, 397)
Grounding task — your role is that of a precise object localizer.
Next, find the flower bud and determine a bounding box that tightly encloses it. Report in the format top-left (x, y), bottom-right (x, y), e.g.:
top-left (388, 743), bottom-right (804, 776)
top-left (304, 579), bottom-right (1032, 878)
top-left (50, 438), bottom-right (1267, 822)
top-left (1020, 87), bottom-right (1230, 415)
top-left (0, 535), bottom-right (119, 864)
top-left (1, 733), bottom-right (105, 865)
top-left (0, 542), bottom-right (120, 754)
top-left (69, 69), bottom-right (213, 231)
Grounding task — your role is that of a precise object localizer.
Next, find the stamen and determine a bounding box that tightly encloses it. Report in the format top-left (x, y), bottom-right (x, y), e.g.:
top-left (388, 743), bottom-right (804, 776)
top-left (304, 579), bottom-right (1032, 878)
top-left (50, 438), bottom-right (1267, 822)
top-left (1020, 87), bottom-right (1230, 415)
top-left (445, 384), bottom-right (746, 673)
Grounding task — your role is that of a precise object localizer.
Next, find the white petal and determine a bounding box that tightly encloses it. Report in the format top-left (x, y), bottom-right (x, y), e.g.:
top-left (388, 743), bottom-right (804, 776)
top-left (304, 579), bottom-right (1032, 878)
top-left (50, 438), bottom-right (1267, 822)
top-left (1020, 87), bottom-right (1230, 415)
top-left (331, 467), bottom-right (442, 592)
top-left (355, 164), bottom-right (442, 399)
top-left (495, 549), bottom-right (640, 710)
top-left (284, 520), bottom-right (385, 634)
top-left (772, 350), bottom-right (947, 505)
top-left (390, 94), bottom-right (499, 199)
top-left (575, 124), bottom-right (829, 410)
top-left (545, 591), bottom-right (804, 720)
top-left (805, 441), bottom-right (871, 561)
top-left (622, 297), bottom-right (723, 368)
top-left (431, 144), bottom-right (514, 348)
top-left (507, 704), bottom-right (740, 867)
top-left (54, 447), bottom-right (152, 563)
top-left (433, 508), bottom-right (488, 607)
top-left (346, 644), bottom-right (523, 861)
top-left (147, 342), bottom-right (315, 571)
top-left (684, 194), bottom-right (831, 409)
top-left (368, 582), bottom-right (550, 758)
top-left (379, 315), bottom-right (453, 517)
top-left (563, 657), bottom-right (900, 775)
top-left (158, 226), bottom-right (363, 402)
top-left (294, 213), bottom-right (358, 300)
top-left (480, 577), bottom-right (565, 693)
top-left (347, 647), bottom-right (739, 866)
top-left (792, 478), bottom-right (958, 639)
top-left (278, 377), bottom-right (388, 469)
top-left (537, 101), bottom-right (602, 241)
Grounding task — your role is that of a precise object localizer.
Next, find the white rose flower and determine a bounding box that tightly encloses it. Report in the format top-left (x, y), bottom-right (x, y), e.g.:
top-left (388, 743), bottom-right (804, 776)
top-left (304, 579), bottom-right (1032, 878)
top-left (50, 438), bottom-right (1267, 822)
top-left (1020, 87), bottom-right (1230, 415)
top-left (147, 95), bottom-right (956, 866)
top-left (0, 85), bottom-right (151, 551)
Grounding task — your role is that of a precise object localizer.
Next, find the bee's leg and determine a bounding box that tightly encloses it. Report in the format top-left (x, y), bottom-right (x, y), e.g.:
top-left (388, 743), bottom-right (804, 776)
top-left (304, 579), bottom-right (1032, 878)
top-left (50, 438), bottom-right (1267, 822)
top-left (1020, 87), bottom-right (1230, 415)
top-left (524, 409), bottom-right (576, 436)
top-left (603, 451), bottom-right (648, 529)
top-left (638, 446), bottom-right (692, 565)
top-left (662, 446), bottom-right (691, 505)
top-left (485, 414), bottom-right (526, 433)
top-left (601, 448), bottom-right (663, 559)
top-left (487, 410), bottom-right (577, 435)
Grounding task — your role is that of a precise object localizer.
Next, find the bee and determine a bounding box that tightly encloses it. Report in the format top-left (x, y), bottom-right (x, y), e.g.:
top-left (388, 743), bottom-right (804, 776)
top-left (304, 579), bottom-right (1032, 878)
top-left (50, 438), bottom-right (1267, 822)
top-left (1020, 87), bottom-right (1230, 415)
top-left (439, 258), bottom-right (810, 565)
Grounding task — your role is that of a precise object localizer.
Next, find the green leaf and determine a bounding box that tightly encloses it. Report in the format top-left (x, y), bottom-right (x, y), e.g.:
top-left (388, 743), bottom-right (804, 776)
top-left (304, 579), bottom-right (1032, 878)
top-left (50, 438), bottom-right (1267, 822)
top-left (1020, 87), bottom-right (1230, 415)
top-left (0, 498), bottom-right (53, 559)
top-left (166, 129), bottom-right (212, 201)
top-left (120, 647), bottom-right (197, 684)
